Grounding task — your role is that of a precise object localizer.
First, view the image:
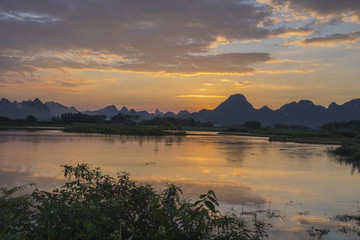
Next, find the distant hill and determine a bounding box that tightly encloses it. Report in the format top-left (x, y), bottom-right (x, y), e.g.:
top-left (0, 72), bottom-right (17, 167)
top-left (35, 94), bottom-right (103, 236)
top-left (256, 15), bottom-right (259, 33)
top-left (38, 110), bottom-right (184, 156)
top-left (83, 105), bottom-right (119, 119)
top-left (188, 94), bottom-right (360, 128)
top-left (45, 102), bottom-right (79, 117)
top-left (2, 94), bottom-right (360, 128)
top-left (0, 98), bottom-right (52, 121)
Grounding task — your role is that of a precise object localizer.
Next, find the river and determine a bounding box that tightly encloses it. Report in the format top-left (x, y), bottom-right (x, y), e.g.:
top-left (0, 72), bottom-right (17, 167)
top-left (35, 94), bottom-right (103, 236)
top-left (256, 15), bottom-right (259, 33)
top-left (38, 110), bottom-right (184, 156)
top-left (0, 130), bottom-right (359, 239)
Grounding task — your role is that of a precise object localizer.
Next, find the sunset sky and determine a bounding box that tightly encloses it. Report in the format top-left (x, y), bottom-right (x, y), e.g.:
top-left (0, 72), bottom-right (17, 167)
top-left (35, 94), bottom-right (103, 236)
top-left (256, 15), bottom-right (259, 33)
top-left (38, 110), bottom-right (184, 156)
top-left (1, 0), bottom-right (360, 112)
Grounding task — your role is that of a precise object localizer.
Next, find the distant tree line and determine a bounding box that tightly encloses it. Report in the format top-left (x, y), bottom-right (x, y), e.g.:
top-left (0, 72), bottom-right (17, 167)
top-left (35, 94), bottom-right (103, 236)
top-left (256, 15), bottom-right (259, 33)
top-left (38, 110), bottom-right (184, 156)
top-left (141, 117), bottom-right (213, 128)
top-left (322, 121), bottom-right (360, 164)
top-left (110, 113), bottom-right (138, 125)
top-left (225, 121), bottom-right (317, 132)
top-left (50, 113), bottom-right (214, 128)
top-left (0, 116), bottom-right (11, 122)
top-left (273, 123), bottom-right (311, 131)
top-left (0, 115), bottom-right (41, 126)
top-left (52, 113), bottom-right (106, 124)
top-left (320, 120), bottom-right (360, 133)
top-left (224, 120), bottom-right (261, 132)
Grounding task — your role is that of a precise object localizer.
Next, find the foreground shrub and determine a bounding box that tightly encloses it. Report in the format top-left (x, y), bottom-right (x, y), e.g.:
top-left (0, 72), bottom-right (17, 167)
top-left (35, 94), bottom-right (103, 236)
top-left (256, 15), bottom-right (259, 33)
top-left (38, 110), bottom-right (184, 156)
top-left (0, 164), bottom-right (268, 240)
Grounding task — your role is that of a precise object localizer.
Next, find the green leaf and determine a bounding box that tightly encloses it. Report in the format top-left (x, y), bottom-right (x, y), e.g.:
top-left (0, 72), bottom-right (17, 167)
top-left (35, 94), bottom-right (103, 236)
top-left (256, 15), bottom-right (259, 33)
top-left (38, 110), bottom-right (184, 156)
top-left (0, 228), bottom-right (7, 238)
top-left (204, 200), bottom-right (215, 213)
top-left (208, 190), bottom-right (217, 199)
top-left (207, 196), bottom-right (219, 206)
top-left (199, 194), bottom-right (207, 199)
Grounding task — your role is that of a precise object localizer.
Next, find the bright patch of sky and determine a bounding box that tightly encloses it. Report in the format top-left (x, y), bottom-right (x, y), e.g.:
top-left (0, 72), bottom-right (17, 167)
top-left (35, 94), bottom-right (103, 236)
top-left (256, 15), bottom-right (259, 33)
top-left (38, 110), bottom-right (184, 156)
top-left (0, 11), bottom-right (59, 22)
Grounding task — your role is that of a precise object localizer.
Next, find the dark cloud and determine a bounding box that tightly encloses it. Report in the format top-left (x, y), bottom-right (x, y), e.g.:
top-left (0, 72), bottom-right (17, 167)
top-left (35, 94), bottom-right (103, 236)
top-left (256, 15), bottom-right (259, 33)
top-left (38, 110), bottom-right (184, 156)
top-left (0, 55), bottom-right (36, 73)
top-left (0, 52), bottom-right (271, 75)
top-left (287, 31), bottom-right (360, 46)
top-left (302, 31), bottom-right (360, 45)
top-left (115, 52), bottom-right (272, 74)
top-left (0, 0), bottom-right (278, 74)
top-left (270, 0), bottom-right (360, 21)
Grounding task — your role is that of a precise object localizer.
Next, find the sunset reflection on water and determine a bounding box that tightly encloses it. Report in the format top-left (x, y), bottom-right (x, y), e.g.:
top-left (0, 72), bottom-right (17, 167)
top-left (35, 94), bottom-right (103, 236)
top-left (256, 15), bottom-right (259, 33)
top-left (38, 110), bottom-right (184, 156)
top-left (0, 130), bottom-right (359, 239)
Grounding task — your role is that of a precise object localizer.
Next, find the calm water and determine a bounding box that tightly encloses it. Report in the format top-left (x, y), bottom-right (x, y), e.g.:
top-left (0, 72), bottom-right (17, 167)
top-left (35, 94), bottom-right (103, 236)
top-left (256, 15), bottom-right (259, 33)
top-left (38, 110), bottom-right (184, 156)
top-left (0, 130), bottom-right (359, 239)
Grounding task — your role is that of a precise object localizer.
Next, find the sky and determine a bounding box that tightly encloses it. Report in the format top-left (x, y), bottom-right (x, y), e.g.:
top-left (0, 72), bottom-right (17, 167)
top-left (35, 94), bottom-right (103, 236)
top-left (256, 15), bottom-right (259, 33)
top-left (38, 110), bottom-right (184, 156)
top-left (0, 0), bottom-right (360, 112)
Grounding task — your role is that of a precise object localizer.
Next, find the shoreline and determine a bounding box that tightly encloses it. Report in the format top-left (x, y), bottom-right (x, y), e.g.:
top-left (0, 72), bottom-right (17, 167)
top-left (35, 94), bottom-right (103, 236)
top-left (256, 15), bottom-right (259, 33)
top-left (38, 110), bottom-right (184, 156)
top-left (1, 125), bottom-right (344, 145)
top-left (218, 131), bottom-right (342, 145)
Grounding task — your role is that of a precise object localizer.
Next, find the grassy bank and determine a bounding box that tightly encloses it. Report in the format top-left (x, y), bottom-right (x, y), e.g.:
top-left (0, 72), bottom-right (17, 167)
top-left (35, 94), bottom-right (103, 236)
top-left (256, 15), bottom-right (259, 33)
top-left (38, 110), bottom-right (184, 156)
top-left (64, 124), bottom-right (186, 136)
top-left (219, 126), bottom-right (360, 171)
top-left (329, 141), bottom-right (360, 173)
top-left (219, 128), bottom-right (343, 145)
top-left (0, 126), bottom-right (64, 131)
top-left (0, 118), bottom-right (64, 131)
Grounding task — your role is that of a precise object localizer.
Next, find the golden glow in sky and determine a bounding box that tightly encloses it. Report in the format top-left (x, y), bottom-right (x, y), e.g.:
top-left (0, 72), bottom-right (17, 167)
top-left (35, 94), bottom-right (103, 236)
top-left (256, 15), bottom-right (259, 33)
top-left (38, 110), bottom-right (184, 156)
top-left (1, 0), bottom-right (360, 112)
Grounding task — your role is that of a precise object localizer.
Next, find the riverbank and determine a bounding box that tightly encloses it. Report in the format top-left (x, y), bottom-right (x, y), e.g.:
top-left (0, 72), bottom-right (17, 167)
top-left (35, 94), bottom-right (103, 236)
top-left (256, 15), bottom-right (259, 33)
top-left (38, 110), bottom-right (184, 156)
top-left (0, 125), bottom-right (65, 131)
top-left (1, 129), bottom-right (359, 239)
top-left (219, 128), bottom-right (343, 145)
top-left (64, 124), bottom-right (186, 136)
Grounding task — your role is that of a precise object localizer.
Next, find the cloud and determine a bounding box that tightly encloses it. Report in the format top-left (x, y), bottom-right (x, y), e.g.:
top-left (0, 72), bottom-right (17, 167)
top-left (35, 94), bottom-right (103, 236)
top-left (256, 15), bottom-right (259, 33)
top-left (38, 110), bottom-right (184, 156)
top-left (55, 79), bottom-right (95, 88)
top-left (0, 0), bottom-right (283, 75)
top-left (0, 55), bottom-right (36, 73)
top-left (220, 79), bottom-right (233, 83)
top-left (0, 52), bottom-right (272, 76)
top-left (285, 31), bottom-right (360, 46)
top-left (115, 52), bottom-right (273, 74)
top-left (235, 81), bottom-right (255, 88)
top-left (259, 69), bottom-right (314, 74)
top-left (270, 27), bottom-right (314, 38)
top-left (269, 0), bottom-right (360, 23)
top-left (2, 0), bottom-right (356, 78)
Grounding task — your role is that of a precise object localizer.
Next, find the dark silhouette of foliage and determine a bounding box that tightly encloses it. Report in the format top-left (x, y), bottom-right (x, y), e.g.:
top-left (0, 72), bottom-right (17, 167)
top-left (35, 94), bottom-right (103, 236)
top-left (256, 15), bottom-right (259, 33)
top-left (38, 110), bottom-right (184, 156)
top-left (56, 113), bottom-right (106, 124)
top-left (0, 116), bottom-right (11, 122)
top-left (26, 115), bottom-right (37, 123)
top-left (110, 113), bottom-right (138, 125)
top-left (64, 125), bottom-right (186, 136)
top-left (321, 120), bottom-right (360, 134)
top-left (244, 121), bottom-right (261, 130)
top-left (142, 117), bottom-right (213, 128)
top-left (0, 164), bottom-right (268, 240)
top-left (273, 123), bottom-right (311, 131)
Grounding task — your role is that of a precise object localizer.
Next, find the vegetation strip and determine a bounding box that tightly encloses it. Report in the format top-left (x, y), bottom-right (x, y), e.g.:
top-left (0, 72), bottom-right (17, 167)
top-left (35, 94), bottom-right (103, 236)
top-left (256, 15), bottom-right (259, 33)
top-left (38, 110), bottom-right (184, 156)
top-left (64, 125), bottom-right (186, 136)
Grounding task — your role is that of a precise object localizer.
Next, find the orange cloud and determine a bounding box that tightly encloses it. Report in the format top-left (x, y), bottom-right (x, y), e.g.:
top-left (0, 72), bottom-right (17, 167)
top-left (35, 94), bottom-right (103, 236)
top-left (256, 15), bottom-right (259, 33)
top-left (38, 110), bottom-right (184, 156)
top-left (269, 0), bottom-right (360, 23)
top-left (235, 81), bottom-right (255, 89)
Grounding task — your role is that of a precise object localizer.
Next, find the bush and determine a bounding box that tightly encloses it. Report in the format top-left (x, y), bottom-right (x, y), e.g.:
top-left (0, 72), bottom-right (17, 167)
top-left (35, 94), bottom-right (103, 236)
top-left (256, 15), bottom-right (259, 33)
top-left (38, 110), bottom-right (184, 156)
top-left (0, 164), bottom-right (268, 240)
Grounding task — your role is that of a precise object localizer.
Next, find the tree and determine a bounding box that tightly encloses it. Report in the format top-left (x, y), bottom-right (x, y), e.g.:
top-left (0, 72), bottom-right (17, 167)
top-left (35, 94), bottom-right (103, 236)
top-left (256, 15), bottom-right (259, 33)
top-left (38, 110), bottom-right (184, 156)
top-left (244, 120), bottom-right (261, 130)
top-left (26, 115), bottom-right (37, 123)
top-left (110, 113), bottom-right (138, 125)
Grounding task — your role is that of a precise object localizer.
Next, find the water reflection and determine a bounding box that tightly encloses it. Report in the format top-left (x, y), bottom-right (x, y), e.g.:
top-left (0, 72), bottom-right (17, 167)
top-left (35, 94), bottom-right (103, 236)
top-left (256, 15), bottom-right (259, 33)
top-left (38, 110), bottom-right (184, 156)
top-left (0, 167), bottom-right (65, 190)
top-left (0, 130), bottom-right (359, 239)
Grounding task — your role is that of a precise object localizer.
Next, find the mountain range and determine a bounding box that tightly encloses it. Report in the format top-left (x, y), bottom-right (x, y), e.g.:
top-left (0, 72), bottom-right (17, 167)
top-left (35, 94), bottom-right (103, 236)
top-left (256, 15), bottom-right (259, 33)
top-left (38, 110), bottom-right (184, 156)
top-left (1, 94), bottom-right (360, 128)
